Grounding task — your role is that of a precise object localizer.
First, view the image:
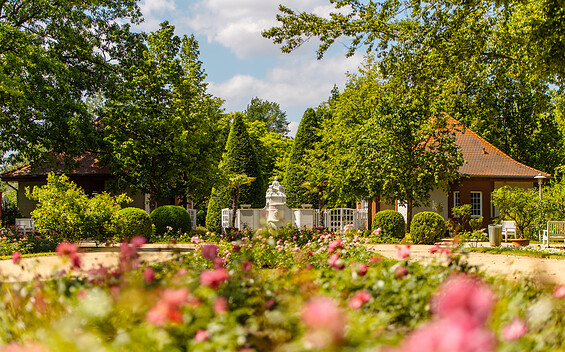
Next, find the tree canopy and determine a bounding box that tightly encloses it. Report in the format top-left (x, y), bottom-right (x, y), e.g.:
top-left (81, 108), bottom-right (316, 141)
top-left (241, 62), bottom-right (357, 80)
top-left (100, 22), bottom-right (223, 210)
top-left (0, 0), bottom-right (142, 163)
top-left (244, 97), bottom-right (290, 136)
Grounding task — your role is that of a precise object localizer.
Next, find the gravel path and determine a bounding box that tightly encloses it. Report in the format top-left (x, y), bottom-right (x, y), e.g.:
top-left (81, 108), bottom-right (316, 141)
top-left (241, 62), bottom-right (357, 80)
top-left (369, 244), bottom-right (565, 287)
top-left (1, 242), bottom-right (565, 286)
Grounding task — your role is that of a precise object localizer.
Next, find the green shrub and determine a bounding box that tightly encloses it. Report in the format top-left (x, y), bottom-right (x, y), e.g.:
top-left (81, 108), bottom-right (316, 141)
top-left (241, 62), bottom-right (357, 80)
top-left (372, 210), bottom-right (406, 239)
top-left (150, 205), bottom-right (192, 236)
top-left (410, 211), bottom-right (447, 244)
top-left (27, 173), bottom-right (130, 243)
top-left (112, 207), bottom-right (153, 242)
top-left (1, 197), bottom-right (21, 226)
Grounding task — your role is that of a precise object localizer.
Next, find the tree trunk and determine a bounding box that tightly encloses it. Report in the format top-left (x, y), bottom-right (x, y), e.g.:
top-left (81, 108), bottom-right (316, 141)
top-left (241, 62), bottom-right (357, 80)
top-left (406, 197), bottom-right (413, 233)
top-left (231, 187), bottom-right (239, 229)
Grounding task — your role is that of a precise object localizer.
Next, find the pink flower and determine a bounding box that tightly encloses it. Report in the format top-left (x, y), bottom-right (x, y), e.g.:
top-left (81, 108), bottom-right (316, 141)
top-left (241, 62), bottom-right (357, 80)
top-left (554, 285), bottom-right (565, 299)
top-left (327, 238), bottom-right (343, 254)
top-left (130, 236), bottom-right (147, 248)
top-left (146, 288), bottom-right (189, 326)
top-left (213, 296), bottom-right (228, 314)
top-left (357, 263), bottom-right (369, 276)
top-left (431, 275), bottom-right (494, 328)
top-left (430, 244), bottom-right (440, 254)
top-left (56, 241), bottom-right (78, 257)
top-left (56, 241), bottom-right (81, 269)
top-left (1, 342), bottom-right (48, 352)
top-left (372, 228), bottom-right (382, 236)
top-left (201, 244), bottom-right (218, 260)
top-left (501, 316), bottom-right (528, 341)
top-left (241, 260), bottom-right (252, 272)
top-left (389, 317), bottom-right (496, 352)
top-left (194, 329), bottom-right (209, 342)
top-left (348, 290), bottom-right (371, 310)
top-left (397, 245), bottom-right (410, 259)
top-left (301, 297), bottom-right (346, 349)
top-left (394, 265), bottom-right (408, 279)
top-left (143, 268), bottom-right (155, 284)
top-left (369, 256), bottom-right (382, 264)
top-left (11, 251), bottom-right (21, 265)
top-left (200, 268), bottom-right (229, 288)
top-left (328, 253), bottom-right (345, 270)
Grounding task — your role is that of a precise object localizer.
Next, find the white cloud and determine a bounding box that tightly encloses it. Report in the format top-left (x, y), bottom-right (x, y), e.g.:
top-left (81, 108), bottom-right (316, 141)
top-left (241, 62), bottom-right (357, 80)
top-left (288, 121), bottom-right (300, 138)
top-left (184, 0), bottom-right (337, 59)
top-left (137, 0), bottom-right (177, 32)
top-left (209, 54), bottom-right (363, 114)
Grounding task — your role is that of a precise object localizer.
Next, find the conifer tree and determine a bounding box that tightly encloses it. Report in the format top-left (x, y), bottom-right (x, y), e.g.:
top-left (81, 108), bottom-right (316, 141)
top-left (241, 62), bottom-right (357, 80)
top-left (284, 108), bottom-right (321, 208)
top-left (206, 113), bottom-right (265, 232)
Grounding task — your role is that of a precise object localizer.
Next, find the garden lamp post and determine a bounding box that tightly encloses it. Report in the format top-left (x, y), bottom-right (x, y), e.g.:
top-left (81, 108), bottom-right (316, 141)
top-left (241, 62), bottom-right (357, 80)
top-left (534, 173), bottom-right (546, 200)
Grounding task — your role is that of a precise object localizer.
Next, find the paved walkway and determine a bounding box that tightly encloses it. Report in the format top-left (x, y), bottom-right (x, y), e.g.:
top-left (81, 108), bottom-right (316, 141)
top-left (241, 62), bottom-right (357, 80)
top-left (1, 243), bottom-right (565, 286)
top-left (369, 244), bottom-right (565, 286)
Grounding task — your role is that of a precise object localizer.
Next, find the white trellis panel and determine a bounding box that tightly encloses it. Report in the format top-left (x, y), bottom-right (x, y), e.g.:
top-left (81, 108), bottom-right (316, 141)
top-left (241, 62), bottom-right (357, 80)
top-left (325, 208), bottom-right (356, 232)
top-left (221, 208), bottom-right (233, 231)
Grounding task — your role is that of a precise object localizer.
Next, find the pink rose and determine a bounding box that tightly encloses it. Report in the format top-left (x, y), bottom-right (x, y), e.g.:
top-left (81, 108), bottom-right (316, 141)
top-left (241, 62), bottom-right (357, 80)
top-left (554, 285), bottom-right (565, 299)
top-left (201, 244), bottom-right (218, 260)
top-left (200, 268), bottom-right (229, 288)
top-left (11, 251), bottom-right (21, 265)
top-left (302, 297), bottom-right (346, 349)
top-left (501, 316), bottom-right (528, 341)
top-left (348, 290), bottom-right (371, 310)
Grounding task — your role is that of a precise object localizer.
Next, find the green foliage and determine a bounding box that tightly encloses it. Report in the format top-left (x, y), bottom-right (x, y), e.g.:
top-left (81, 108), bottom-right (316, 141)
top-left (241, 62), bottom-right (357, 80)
top-left (244, 97), bottom-right (290, 136)
top-left (285, 108), bottom-right (322, 208)
top-left (150, 205), bottom-right (192, 236)
top-left (469, 216), bottom-right (484, 232)
top-left (27, 173), bottom-right (130, 243)
top-left (111, 207), bottom-right (152, 242)
top-left (372, 210), bottom-right (406, 239)
top-left (0, 0), bottom-right (142, 164)
top-left (492, 186), bottom-right (539, 238)
top-left (452, 204), bottom-right (472, 230)
top-left (101, 22), bottom-right (223, 211)
top-left (206, 113), bottom-right (266, 232)
top-left (410, 212), bottom-right (447, 244)
top-left (1, 197), bottom-right (21, 226)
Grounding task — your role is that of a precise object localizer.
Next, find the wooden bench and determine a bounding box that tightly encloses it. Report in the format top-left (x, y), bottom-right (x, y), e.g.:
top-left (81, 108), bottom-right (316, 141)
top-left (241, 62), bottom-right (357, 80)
top-left (541, 221), bottom-right (565, 246)
top-left (501, 220), bottom-right (517, 242)
top-left (15, 218), bottom-right (35, 234)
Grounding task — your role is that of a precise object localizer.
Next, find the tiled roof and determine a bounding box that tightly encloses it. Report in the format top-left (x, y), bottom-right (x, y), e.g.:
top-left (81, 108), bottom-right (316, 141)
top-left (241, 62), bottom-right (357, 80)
top-left (449, 117), bottom-right (551, 179)
top-left (1, 153), bottom-right (111, 180)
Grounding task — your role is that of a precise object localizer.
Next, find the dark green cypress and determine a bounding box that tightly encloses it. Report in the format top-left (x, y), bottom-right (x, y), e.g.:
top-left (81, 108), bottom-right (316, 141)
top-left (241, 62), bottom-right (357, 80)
top-left (206, 113), bottom-right (265, 232)
top-left (284, 108), bottom-right (321, 208)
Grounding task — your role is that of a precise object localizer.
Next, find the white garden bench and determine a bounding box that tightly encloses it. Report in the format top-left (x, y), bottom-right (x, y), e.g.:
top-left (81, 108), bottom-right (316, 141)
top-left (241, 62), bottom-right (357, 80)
top-left (541, 221), bottom-right (565, 246)
top-left (501, 220), bottom-right (517, 242)
top-left (15, 218), bottom-right (35, 233)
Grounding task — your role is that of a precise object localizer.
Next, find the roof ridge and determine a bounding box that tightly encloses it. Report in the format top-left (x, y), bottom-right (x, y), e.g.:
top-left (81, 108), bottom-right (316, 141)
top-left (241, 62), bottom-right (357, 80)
top-left (446, 116), bottom-right (551, 178)
top-left (1, 162), bottom-right (31, 177)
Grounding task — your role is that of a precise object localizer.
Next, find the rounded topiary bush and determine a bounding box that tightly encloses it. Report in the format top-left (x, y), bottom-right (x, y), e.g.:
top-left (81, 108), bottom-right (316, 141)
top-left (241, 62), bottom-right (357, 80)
top-left (372, 210), bottom-right (406, 239)
top-left (150, 205), bottom-right (192, 236)
top-left (410, 211), bottom-right (447, 244)
top-left (112, 207), bottom-right (153, 242)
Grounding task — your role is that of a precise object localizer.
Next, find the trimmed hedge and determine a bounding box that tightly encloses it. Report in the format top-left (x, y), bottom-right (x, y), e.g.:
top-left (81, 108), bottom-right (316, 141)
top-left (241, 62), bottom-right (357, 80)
top-left (151, 205), bottom-right (192, 236)
top-left (372, 210), bottom-right (406, 239)
top-left (112, 207), bottom-right (153, 242)
top-left (410, 211), bottom-right (446, 245)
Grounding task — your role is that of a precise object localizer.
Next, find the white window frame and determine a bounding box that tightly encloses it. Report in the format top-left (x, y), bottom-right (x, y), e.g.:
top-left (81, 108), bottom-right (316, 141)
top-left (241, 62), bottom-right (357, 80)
top-left (453, 191), bottom-right (460, 217)
top-left (470, 191), bottom-right (482, 217)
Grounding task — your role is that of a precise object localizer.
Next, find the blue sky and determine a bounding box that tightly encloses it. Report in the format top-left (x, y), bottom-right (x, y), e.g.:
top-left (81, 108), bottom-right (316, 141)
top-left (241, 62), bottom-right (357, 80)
top-left (134, 0), bottom-right (364, 136)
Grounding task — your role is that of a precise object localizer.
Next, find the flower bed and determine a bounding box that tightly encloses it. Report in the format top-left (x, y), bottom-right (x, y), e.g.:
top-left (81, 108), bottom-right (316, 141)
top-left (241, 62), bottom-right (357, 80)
top-left (1, 229), bottom-right (565, 351)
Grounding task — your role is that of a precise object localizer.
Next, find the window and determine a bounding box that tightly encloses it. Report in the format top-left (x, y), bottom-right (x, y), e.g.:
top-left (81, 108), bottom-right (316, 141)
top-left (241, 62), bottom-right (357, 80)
top-left (470, 192), bottom-right (482, 217)
top-left (453, 191), bottom-right (460, 208)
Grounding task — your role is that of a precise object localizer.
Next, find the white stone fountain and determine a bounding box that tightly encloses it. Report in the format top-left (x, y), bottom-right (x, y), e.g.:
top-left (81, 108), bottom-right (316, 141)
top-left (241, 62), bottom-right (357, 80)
top-left (265, 177), bottom-right (292, 230)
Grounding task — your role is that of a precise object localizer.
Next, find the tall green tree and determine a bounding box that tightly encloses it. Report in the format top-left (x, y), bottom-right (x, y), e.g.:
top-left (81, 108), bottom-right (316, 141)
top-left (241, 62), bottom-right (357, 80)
top-left (206, 113), bottom-right (266, 232)
top-left (284, 108), bottom-right (322, 208)
top-left (0, 0), bottom-right (142, 163)
top-left (244, 97), bottom-right (290, 136)
top-left (100, 22), bottom-right (223, 211)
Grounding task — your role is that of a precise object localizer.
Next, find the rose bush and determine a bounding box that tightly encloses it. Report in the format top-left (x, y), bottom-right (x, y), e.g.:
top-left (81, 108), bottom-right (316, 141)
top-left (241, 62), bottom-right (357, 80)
top-left (0, 228), bottom-right (563, 351)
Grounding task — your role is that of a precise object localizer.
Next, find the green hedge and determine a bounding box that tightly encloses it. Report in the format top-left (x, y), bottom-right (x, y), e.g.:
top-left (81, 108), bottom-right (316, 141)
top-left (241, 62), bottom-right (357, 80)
top-left (150, 205), bottom-right (192, 236)
top-left (410, 211), bottom-right (446, 244)
top-left (372, 210), bottom-right (406, 239)
top-left (112, 207), bottom-right (153, 242)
